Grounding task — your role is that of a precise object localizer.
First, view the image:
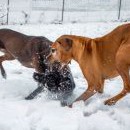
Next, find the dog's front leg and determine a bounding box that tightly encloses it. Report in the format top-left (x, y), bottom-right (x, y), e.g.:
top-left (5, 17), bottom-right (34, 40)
top-left (71, 80), bottom-right (104, 106)
top-left (65, 86), bottom-right (97, 107)
top-left (25, 84), bottom-right (44, 100)
top-left (75, 88), bottom-right (97, 102)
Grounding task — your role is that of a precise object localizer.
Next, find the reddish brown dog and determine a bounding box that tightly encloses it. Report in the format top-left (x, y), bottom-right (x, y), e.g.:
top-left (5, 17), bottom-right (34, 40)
top-left (49, 23), bottom-right (130, 106)
top-left (0, 29), bottom-right (52, 78)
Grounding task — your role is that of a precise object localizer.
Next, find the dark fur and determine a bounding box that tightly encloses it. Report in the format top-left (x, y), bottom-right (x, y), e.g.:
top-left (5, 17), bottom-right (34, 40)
top-left (25, 54), bottom-right (75, 100)
top-left (0, 29), bottom-right (52, 78)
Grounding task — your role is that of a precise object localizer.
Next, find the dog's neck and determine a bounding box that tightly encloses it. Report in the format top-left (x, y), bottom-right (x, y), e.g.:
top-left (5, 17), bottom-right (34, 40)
top-left (70, 37), bottom-right (102, 82)
top-left (71, 37), bottom-right (93, 63)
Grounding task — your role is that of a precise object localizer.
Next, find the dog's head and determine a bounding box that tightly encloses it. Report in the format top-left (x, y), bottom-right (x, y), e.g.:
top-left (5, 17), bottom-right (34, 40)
top-left (48, 36), bottom-right (73, 66)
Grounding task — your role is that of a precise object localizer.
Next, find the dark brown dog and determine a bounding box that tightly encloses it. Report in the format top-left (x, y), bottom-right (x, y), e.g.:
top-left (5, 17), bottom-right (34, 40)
top-left (49, 23), bottom-right (130, 106)
top-left (0, 29), bottom-right (52, 78)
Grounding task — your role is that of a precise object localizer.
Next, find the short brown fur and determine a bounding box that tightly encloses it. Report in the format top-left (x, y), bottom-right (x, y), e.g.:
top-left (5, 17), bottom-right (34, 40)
top-left (49, 23), bottom-right (130, 106)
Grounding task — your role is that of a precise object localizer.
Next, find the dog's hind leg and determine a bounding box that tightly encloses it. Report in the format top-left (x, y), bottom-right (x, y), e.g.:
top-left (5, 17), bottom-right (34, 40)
top-left (105, 44), bottom-right (130, 105)
top-left (0, 53), bottom-right (14, 78)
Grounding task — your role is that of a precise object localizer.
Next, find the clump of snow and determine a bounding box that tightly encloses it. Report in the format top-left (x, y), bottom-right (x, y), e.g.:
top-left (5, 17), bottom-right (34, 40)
top-left (0, 22), bottom-right (130, 130)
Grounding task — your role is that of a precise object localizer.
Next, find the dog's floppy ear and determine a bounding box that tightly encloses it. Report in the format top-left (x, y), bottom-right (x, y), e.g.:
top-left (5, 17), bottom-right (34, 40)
top-left (65, 38), bottom-right (73, 51)
top-left (57, 38), bottom-right (73, 51)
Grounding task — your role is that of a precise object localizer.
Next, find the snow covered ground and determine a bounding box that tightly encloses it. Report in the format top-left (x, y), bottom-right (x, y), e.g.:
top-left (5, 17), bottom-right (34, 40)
top-left (0, 22), bottom-right (130, 130)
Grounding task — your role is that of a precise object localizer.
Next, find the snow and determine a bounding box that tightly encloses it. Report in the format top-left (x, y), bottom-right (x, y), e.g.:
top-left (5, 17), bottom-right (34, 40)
top-left (0, 22), bottom-right (130, 130)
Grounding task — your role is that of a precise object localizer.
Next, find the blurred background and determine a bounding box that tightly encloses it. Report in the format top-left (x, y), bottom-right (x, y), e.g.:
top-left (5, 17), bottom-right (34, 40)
top-left (0, 0), bottom-right (130, 25)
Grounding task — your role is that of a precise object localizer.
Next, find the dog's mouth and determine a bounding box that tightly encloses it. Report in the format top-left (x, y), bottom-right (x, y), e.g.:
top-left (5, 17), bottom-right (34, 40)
top-left (46, 52), bottom-right (71, 70)
top-left (46, 53), bottom-right (60, 65)
top-left (60, 60), bottom-right (71, 69)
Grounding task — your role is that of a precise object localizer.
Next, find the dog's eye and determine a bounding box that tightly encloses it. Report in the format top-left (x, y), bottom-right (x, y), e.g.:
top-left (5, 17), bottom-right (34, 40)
top-left (51, 48), bottom-right (57, 53)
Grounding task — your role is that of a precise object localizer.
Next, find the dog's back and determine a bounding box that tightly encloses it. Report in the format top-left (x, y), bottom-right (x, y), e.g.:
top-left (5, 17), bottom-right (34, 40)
top-left (0, 29), bottom-right (52, 78)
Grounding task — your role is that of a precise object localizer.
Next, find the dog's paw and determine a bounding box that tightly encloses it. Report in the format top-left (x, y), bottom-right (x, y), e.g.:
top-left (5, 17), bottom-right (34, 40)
top-left (60, 100), bottom-right (72, 108)
top-left (60, 100), bottom-right (68, 107)
top-left (25, 96), bottom-right (34, 100)
top-left (2, 72), bottom-right (7, 79)
top-left (104, 99), bottom-right (116, 106)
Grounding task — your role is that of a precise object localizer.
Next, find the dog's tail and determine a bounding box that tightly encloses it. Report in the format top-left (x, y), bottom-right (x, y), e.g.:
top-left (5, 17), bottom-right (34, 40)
top-left (0, 40), bottom-right (6, 79)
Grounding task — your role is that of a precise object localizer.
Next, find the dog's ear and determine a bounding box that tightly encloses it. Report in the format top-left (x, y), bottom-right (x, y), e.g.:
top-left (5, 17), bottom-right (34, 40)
top-left (57, 38), bottom-right (73, 51)
top-left (65, 38), bottom-right (73, 51)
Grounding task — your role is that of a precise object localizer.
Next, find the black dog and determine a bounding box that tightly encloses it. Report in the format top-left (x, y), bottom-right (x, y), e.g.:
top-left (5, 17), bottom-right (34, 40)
top-left (25, 53), bottom-right (75, 101)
